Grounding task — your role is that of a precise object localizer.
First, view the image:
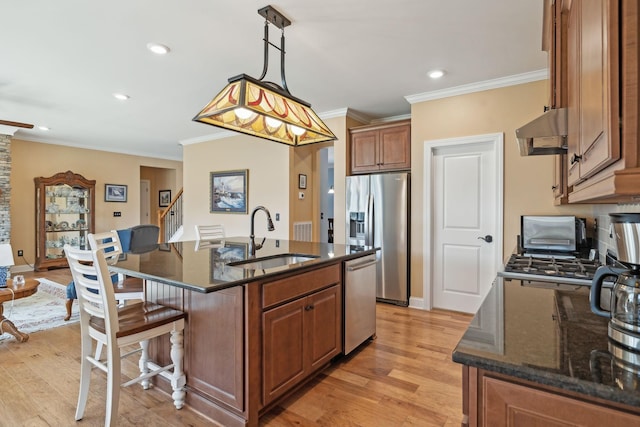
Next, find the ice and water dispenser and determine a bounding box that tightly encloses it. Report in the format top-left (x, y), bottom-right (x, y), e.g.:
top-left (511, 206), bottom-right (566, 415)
top-left (349, 212), bottom-right (366, 242)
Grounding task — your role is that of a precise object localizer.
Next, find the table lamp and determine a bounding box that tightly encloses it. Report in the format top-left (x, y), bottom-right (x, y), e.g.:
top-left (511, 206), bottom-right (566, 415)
top-left (0, 243), bottom-right (15, 288)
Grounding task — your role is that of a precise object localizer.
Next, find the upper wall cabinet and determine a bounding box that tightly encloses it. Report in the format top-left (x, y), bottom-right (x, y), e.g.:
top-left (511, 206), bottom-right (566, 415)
top-left (545, 0), bottom-right (569, 204)
top-left (558, 0), bottom-right (640, 203)
top-left (566, 0), bottom-right (620, 188)
top-left (349, 119), bottom-right (411, 174)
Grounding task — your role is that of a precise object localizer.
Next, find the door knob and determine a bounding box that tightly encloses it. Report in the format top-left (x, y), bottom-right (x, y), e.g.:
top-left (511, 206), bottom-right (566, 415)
top-left (478, 235), bottom-right (493, 243)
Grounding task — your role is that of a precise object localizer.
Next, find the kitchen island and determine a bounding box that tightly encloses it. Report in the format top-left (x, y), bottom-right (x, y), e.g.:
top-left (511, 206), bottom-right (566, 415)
top-left (452, 277), bottom-right (640, 426)
top-left (112, 237), bottom-right (377, 427)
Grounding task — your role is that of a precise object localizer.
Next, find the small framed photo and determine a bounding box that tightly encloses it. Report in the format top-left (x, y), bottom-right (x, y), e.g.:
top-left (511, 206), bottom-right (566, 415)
top-left (211, 169), bottom-right (248, 214)
top-left (105, 184), bottom-right (127, 202)
top-left (159, 190), bottom-right (171, 207)
top-left (298, 174), bottom-right (307, 189)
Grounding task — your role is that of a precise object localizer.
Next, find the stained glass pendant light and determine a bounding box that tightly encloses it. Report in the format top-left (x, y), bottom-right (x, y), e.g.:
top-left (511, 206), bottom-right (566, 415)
top-left (193, 5), bottom-right (337, 146)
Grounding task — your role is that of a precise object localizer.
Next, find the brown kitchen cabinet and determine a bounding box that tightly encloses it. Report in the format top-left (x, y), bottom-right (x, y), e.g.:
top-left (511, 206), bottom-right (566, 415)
top-left (566, 0), bottom-right (620, 189)
top-left (34, 170), bottom-right (95, 271)
top-left (544, 0), bottom-right (570, 204)
top-left (145, 261), bottom-right (344, 426)
top-left (262, 265), bottom-right (342, 406)
top-left (545, 0), bottom-right (640, 203)
top-left (184, 286), bottom-right (245, 413)
top-left (262, 284), bottom-right (341, 405)
top-left (349, 119), bottom-right (411, 174)
top-left (543, 0), bottom-right (567, 111)
top-left (462, 367), bottom-right (640, 426)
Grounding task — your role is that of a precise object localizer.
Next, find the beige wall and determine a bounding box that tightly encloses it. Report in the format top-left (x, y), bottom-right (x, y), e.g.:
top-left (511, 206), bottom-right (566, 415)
top-left (141, 166), bottom-right (178, 225)
top-left (182, 135), bottom-right (291, 241)
top-left (287, 116), bottom-right (351, 242)
top-left (10, 139), bottom-right (182, 268)
top-left (409, 80), bottom-right (594, 301)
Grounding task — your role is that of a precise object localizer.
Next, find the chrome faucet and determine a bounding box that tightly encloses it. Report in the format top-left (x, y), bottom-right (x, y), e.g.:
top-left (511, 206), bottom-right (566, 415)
top-left (249, 206), bottom-right (275, 256)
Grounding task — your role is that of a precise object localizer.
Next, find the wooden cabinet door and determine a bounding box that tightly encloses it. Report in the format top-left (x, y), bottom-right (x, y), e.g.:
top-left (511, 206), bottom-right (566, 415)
top-left (566, 0), bottom-right (581, 186)
top-left (378, 124), bottom-right (411, 171)
top-left (567, 0), bottom-right (620, 186)
top-left (262, 284), bottom-right (341, 406)
top-left (483, 376), bottom-right (640, 426)
top-left (552, 154), bottom-right (568, 204)
top-left (262, 297), bottom-right (306, 405)
top-left (306, 285), bottom-right (342, 372)
top-left (351, 130), bottom-right (379, 174)
top-left (577, 0), bottom-right (620, 179)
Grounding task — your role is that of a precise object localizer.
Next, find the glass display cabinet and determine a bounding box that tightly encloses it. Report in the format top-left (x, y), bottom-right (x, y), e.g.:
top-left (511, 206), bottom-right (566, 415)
top-left (34, 171), bottom-right (95, 271)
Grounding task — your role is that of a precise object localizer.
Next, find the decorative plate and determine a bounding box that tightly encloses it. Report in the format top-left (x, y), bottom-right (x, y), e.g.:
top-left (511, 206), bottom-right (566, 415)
top-left (57, 221), bottom-right (69, 231)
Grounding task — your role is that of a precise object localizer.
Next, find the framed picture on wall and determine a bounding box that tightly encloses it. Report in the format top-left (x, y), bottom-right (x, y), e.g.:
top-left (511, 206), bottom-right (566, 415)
top-left (105, 184), bottom-right (127, 202)
top-left (210, 169), bottom-right (248, 214)
top-left (159, 190), bottom-right (171, 207)
top-left (298, 174), bottom-right (307, 189)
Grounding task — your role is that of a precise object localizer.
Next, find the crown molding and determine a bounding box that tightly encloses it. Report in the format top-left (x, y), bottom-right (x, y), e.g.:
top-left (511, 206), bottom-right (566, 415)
top-left (319, 108), bottom-right (373, 124)
top-left (370, 113), bottom-right (412, 124)
top-left (179, 129), bottom-right (239, 146)
top-left (0, 125), bottom-right (20, 136)
top-left (405, 69), bottom-right (548, 104)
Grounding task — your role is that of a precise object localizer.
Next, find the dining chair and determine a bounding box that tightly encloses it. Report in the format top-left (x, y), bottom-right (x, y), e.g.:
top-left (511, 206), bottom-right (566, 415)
top-left (195, 224), bottom-right (225, 242)
top-left (88, 231), bottom-right (145, 304)
top-left (129, 224), bottom-right (160, 254)
top-left (64, 244), bottom-right (186, 427)
top-left (194, 224), bottom-right (225, 249)
top-left (65, 231), bottom-right (144, 321)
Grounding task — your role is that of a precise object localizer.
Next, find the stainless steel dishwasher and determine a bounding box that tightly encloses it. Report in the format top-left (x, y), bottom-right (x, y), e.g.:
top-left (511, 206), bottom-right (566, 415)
top-left (344, 254), bottom-right (378, 355)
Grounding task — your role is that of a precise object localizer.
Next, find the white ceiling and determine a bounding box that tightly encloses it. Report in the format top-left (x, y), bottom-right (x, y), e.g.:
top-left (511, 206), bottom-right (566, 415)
top-left (1, 0), bottom-right (547, 160)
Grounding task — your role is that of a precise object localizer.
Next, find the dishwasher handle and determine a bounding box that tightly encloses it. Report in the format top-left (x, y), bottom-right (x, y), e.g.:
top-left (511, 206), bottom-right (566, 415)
top-left (346, 258), bottom-right (378, 271)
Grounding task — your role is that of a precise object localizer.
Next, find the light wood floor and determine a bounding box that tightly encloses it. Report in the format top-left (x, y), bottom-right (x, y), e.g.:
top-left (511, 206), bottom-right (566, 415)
top-left (1, 269), bottom-right (473, 426)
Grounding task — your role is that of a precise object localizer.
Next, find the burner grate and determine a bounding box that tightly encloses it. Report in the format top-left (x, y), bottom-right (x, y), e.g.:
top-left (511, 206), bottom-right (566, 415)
top-left (503, 254), bottom-right (600, 281)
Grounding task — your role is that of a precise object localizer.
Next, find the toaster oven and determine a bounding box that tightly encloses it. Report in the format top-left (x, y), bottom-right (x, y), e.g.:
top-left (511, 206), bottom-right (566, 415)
top-left (520, 215), bottom-right (587, 256)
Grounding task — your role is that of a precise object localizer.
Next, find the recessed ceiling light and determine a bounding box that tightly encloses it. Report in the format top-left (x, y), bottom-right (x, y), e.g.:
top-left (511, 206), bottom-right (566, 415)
top-left (147, 43), bottom-right (170, 55)
top-left (38, 126), bottom-right (50, 131)
top-left (113, 93), bottom-right (130, 101)
top-left (428, 69), bottom-right (445, 79)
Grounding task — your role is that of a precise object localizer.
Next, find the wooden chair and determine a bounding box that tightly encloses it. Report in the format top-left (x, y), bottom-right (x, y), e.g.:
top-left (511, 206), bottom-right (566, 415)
top-left (88, 231), bottom-right (145, 304)
top-left (64, 244), bottom-right (186, 427)
top-left (65, 231), bottom-right (145, 321)
top-left (194, 224), bottom-right (225, 249)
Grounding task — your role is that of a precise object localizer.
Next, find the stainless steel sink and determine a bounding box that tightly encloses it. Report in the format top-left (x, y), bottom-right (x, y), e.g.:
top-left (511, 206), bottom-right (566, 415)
top-left (228, 253), bottom-right (319, 270)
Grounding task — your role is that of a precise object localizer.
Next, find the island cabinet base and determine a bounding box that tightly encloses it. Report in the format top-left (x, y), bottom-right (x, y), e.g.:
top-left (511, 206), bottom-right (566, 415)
top-left (462, 366), bottom-right (640, 427)
top-left (146, 263), bottom-right (344, 427)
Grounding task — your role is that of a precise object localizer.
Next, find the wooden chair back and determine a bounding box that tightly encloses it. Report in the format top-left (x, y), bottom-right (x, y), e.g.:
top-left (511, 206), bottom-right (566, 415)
top-left (88, 231), bottom-right (123, 266)
top-left (195, 224), bottom-right (225, 241)
top-left (64, 245), bottom-right (119, 338)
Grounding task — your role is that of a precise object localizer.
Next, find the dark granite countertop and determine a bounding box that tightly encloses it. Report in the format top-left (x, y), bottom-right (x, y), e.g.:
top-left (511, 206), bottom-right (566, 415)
top-left (111, 237), bottom-right (377, 293)
top-left (452, 276), bottom-right (640, 408)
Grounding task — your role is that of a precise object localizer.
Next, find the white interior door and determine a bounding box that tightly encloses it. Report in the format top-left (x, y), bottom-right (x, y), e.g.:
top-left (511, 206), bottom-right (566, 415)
top-left (140, 179), bottom-right (150, 225)
top-left (424, 133), bottom-right (503, 313)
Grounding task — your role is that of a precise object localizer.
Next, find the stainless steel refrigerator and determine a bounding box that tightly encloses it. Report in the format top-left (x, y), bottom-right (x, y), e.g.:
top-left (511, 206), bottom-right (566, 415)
top-left (346, 172), bottom-right (410, 305)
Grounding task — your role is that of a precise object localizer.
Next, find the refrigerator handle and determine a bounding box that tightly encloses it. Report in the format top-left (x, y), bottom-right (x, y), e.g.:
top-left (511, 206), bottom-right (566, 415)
top-left (366, 194), bottom-right (374, 246)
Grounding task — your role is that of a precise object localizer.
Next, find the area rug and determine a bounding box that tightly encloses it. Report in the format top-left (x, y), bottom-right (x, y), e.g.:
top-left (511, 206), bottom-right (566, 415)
top-left (0, 279), bottom-right (78, 343)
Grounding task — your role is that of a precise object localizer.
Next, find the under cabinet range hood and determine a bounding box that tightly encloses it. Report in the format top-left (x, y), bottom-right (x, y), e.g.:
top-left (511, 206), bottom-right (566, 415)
top-left (516, 108), bottom-right (567, 156)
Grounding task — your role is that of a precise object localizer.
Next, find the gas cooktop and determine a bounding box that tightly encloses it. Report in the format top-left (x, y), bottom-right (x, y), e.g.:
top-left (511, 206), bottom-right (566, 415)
top-left (499, 254), bottom-right (601, 286)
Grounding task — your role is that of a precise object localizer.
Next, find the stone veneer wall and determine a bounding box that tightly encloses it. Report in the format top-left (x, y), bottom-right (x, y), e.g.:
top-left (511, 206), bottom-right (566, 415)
top-left (0, 134), bottom-right (10, 243)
